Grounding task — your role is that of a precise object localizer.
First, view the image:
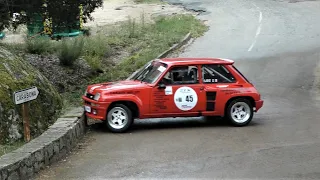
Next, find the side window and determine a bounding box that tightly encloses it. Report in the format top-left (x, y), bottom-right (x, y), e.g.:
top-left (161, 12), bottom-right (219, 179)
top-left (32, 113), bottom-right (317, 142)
top-left (202, 64), bottom-right (236, 83)
top-left (160, 65), bottom-right (199, 85)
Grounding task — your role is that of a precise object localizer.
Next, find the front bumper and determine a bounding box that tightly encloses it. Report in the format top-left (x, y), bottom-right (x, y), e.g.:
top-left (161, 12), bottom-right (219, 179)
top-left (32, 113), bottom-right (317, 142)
top-left (82, 96), bottom-right (110, 120)
top-left (254, 100), bottom-right (264, 112)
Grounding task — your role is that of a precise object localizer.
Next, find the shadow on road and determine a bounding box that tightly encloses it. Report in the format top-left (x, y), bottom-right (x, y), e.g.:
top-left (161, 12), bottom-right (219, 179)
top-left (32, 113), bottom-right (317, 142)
top-left (88, 116), bottom-right (263, 133)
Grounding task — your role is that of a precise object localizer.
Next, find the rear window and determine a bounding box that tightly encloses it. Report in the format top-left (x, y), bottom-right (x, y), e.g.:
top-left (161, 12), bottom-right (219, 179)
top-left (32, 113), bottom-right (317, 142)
top-left (202, 64), bottom-right (236, 83)
top-left (232, 65), bottom-right (251, 83)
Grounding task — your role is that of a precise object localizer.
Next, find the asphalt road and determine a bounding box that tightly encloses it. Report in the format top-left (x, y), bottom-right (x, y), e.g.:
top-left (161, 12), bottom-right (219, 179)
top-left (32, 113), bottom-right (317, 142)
top-left (34, 0), bottom-right (320, 179)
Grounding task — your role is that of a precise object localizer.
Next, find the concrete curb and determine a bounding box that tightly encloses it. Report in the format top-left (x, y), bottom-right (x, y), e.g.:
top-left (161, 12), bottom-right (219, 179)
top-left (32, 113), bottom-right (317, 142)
top-left (0, 107), bottom-right (86, 180)
top-left (156, 32), bottom-right (191, 59)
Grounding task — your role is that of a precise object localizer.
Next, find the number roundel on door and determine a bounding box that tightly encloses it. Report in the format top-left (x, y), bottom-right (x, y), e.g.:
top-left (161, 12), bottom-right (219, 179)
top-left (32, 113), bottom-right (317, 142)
top-left (174, 86), bottom-right (198, 111)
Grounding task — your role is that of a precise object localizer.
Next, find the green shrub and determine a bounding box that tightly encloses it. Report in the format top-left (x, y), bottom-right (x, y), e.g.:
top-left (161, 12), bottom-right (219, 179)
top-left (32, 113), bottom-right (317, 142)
top-left (83, 34), bottom-right (112, 58)
top-left (82, 33), bottom-right (113, 71)
top-left (58, 37), bottom-right (84, 66)
top-left (85, 55), bottom-right (103, 72)
top-left (25, 36), bottom-right (54, 54)
top-left (123, 17), bottom-right (138, 38)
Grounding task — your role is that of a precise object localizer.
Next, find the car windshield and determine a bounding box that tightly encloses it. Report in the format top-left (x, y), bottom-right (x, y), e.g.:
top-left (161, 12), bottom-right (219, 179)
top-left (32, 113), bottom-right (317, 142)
top-left (127, 60), bottom-right (168, 83)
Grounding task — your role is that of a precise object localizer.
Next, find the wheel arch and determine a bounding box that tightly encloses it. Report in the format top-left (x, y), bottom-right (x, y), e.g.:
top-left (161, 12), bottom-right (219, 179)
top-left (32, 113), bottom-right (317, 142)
top-left (224, 96), bottom-right (256, 116)
top-left (107, 100), bottom-right (140, 119)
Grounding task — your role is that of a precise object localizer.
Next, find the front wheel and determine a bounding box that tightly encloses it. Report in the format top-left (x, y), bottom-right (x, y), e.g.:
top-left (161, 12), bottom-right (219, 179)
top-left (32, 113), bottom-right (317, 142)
top-left (226, 98), bottom-right (253, 126)
top-left (106, 104), bottom-right (133, 133)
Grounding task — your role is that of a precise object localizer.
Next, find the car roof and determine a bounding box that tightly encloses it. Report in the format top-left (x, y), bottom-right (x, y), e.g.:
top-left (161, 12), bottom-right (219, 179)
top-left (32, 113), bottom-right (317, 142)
top-left (157, 57), bottom-right (234, 65)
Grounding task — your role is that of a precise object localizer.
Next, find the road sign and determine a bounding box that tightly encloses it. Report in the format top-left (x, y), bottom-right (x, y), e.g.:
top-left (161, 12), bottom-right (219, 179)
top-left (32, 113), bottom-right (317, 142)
top-left (13, 86), bottom-right (39, 142)
top-left (14, 86), bottom-right (39, 105)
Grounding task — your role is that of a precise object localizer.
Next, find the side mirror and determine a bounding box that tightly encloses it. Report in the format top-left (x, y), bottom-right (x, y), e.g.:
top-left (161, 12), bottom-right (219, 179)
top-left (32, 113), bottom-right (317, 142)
top-left (158, 83), bottom-right (166, 89)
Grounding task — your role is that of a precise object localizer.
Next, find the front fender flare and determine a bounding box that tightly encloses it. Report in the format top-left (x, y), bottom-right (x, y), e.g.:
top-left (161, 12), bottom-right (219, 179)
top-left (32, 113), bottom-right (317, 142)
top-left (103, 94), bottom-right (143, 112)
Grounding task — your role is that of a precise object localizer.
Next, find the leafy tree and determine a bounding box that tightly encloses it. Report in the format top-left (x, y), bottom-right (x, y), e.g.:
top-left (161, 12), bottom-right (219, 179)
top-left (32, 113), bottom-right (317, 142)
top-left (0, 0), bottom-right (13, 31)
top-left (0, 0), bottom-right (103, 33)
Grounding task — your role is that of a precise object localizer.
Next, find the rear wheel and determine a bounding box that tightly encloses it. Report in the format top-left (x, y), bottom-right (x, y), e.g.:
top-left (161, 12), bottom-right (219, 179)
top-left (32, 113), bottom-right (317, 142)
top-left (106, 104), bottom-right (133, 133)
top-left (226, 98), bottom-right (253, 126)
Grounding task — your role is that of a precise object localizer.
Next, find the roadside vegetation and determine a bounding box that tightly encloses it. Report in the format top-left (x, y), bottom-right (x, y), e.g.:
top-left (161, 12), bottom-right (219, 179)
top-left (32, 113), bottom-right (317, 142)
top-left (92, 14), bottom-right (207, 81)
top-left (0, 12), bottom-right (207, 155)
top-left (4, 14), bottom-right (207, 107)
top-left (72, 14), bottom-right (207, 105)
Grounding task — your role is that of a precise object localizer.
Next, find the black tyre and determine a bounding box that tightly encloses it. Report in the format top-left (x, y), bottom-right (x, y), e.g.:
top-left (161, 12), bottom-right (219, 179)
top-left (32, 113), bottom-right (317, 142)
top-left (225, 98), bottom-right (253, 126)
top-left (106, 104), bottom-right (133, 133)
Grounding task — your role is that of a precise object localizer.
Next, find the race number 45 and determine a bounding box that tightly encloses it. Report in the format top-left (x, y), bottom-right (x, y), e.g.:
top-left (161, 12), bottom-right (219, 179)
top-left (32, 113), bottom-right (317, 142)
top-left (174, 87), bottom-right (198, 111)
top-left (185, 95), bottom-right (193, 102)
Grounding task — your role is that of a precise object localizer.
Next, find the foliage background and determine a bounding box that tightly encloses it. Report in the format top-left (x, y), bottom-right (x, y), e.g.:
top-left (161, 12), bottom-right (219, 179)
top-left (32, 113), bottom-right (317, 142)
top-left (0, 0), bottom-right (103, 32)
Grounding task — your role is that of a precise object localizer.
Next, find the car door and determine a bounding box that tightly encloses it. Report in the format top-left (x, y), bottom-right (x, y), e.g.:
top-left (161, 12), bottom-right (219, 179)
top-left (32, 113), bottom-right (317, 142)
top-left (150, 65), bottom-right (206, 116)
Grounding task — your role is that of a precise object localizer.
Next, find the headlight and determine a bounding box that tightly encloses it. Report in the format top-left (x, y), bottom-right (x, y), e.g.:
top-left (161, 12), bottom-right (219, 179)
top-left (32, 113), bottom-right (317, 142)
top-left (94, 93), bottom-right (100, 101)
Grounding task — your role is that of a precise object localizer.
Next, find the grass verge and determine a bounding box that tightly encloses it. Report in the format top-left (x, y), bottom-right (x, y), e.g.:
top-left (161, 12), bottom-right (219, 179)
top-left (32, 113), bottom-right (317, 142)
top-left (64, 14), bottom-right (208, 106)
top-left (70, 14), bottom-right (207, 106)
top-left (91, 14), bottom-right (208, 83)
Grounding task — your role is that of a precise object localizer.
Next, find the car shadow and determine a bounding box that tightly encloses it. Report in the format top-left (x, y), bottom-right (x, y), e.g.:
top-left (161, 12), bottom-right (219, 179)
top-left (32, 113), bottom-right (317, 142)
top-left (88, 121), bottom-right (107, 132)
top-left (131, 117), bottom-right (228, 131)
top-left (132, 116), bottom-right (263, 132)
top-left (88, 116), bottom-right (263, 133)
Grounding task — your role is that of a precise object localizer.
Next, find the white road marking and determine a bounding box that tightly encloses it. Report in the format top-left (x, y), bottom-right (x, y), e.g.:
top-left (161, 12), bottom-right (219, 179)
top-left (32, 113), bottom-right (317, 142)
top-left (248, 39), bottom-right (257, 52)
top-left (259, 12), bottom-right (263, 23)
top-left (256, 25), bottom-right (261, 36)
top-left (248, 4), bottom-right (263, 52)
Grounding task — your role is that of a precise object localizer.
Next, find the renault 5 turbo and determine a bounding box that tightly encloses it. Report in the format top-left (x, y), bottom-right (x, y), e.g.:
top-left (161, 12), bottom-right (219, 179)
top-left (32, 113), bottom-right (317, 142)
top-left (82, 58), bottom-right (264, 132)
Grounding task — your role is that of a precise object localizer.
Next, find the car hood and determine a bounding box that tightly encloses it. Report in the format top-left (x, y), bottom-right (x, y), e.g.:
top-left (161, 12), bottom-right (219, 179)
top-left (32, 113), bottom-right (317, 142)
top-left (87, 80), bottom-right (148, 94)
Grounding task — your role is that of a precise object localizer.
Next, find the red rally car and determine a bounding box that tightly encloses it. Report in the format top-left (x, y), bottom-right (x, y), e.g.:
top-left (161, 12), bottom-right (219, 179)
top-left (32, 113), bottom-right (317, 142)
top-left (82, 58), bottom-right (264, 132)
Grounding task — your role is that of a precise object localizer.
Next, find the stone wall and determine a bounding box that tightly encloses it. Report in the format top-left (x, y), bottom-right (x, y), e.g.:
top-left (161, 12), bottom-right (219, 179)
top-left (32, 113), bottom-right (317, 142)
top-left (0, 107), bottom-right (86, 180)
